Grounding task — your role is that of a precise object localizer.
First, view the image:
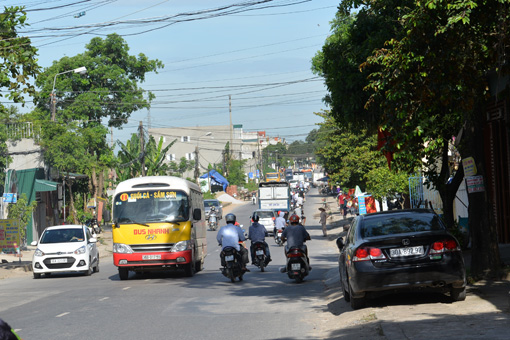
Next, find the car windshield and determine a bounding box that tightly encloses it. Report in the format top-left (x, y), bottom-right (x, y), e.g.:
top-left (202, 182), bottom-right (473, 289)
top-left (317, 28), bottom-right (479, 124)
top-left (114, 190), bottom-right (189, 223)
top-left (256, 211), bottom-right (274, 219)
top-left (40, 228), bottom-right (85, 243)
top-left (204, 200), bottom-right (219, 208)
top-left (361, 212), bottom-right (444, 238)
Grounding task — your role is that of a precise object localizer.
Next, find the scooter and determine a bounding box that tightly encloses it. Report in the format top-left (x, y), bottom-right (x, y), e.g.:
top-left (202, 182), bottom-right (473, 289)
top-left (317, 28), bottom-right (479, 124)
top-left (208, 211), bottom-right (218, 231)
top-left (220, 246), bottom-right (244, 282)
top-left (252, 241), bottom-right (268, 272)
top-left (284, 246), bottom-right (310, 283)
top-left (274, 227), bottom-right (284, 246)
top-left (85, 217), bottom-right (101, 235)
top-left (251, 195), bottom-right (256, 205)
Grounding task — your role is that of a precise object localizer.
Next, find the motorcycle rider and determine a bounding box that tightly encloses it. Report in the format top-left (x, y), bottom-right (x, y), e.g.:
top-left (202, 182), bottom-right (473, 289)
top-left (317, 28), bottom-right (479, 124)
top-left (216, 213), bottom-right (250, 272)
top-left (281, 214), bottom-right (311, 271)
top-left (273, 211), bottom-right (287, 235)
top-left (248, 214), bottom-right (271, 265)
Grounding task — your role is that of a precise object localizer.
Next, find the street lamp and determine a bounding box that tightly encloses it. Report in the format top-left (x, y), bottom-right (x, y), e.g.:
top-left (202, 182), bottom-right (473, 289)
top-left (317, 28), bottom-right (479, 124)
top-left (51, 66), bottom-right (87, 121)
top-left (195, 132), bottom-right (212, 183)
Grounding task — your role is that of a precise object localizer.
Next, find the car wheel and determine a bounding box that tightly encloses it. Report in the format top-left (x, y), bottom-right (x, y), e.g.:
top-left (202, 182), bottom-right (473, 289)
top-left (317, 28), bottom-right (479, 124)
top-left (118, 267), bottom-right (129, 280)
top-left (94, 258), bottom-right (100, 273)
top-left (194, 259), bottom-right (203, 273)
top-left (341, 271), bottom-right (350, 302)
top-left (84, 264), bottom-right (92, 276)
top-left (33, 272), bottom-right (41, 279)
top-left (349, 281), bottom-right (365, 310)
top-left (451, 287), bottom-right (467, 301)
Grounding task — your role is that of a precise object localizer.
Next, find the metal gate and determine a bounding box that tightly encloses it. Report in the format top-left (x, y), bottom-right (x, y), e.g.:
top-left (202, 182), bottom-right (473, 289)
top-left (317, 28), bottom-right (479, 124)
top-left (408, 176), bottom-right (443, 214)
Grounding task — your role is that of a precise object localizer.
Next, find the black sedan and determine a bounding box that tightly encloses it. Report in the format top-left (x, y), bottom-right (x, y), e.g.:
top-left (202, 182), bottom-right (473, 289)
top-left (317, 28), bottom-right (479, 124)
top-left (336, 209), bottom-right (466, 309)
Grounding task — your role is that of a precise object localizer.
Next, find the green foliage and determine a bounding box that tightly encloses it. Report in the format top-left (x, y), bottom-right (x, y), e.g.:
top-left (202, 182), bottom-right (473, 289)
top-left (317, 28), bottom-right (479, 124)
top-left (244, 180), bottom-right (258, 192)
top-left (116, 133), bottom-right (174, 181)
top-left (202, 191), bottom-right (216, 199)
top-left (168, 157), bottom-right (195, 178)
top-left (7, 193), bottom-right (37, 243)
top-left (0, 7), bottom-right (40, 187)
top-left (365, 167), bottom-right (409, 202)
top-left (314, 110), bottom-right (389, 190)
top-left (226, 159), bottom-right (247, 186)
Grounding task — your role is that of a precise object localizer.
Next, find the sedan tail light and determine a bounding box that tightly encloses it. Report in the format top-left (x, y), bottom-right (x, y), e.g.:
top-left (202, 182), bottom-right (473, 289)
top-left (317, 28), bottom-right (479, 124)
top-left (429, 239), bottom-right (460, 254)
top-left (353, 247), bottom-right (386, 262)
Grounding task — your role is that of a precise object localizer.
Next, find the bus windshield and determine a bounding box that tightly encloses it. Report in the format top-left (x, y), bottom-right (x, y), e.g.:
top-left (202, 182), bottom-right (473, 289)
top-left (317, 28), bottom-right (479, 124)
top-left (114, 190), bottom-right (190, 223)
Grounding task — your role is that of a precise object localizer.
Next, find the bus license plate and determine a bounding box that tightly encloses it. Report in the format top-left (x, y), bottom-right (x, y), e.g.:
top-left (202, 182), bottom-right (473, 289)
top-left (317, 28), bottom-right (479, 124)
top-left (256, 250), bottom-right (264, 256)
top-left (390, 246), bottom-right (424, 257)
top-left (225, 255), bottom-right (234, 261)
top-left (142, 254), bottom-right (161, 260)
top-left (51, 258), bottom-right (67, 264)
top-left (291, 263), bottom-right (300, 270)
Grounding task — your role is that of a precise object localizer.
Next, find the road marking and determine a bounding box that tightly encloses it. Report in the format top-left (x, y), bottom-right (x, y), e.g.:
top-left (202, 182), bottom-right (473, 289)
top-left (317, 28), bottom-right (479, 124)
top-left (123, 287), bottom-right (131, 290)
top-left (99, 297), bottom-right (109, 301)
top-left (13, 329), bottom-right (21, 333)
top-left (56, 312), bottom-right (69, 318)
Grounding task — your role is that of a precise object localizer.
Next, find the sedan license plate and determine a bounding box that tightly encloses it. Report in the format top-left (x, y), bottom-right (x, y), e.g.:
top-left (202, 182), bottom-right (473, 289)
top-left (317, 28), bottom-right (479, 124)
top-left (50, 258), bottom-right (67, 264)
top-left (142, 254), bottom-right (161, 260)
top-left (390, 246), bottom-right (424, 257)
top-left (256, 250), bottom-right (264, 256)
top-left (225, 255), bottom-right (234, 261)
top-left (291, 263), bottom-right (301, 270)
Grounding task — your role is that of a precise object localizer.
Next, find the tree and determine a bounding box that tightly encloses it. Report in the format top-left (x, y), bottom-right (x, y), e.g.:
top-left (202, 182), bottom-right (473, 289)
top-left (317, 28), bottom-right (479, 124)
top-left (0, 6), bottom-right (40, 188)
top-left (116, 133), bottom-right (174, 181)
top-left (33, 33), bottom-right (163, 206)
top-left (8, 193), bottom-right (37, 245)
top-left (168, 157), bottom-right (195, 178)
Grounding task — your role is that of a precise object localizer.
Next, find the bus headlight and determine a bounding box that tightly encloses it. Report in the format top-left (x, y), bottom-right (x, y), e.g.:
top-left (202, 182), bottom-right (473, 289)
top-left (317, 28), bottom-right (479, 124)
top-left (171, 241), bottom-right (190, 252)
top-left (113, 243), bottom-right (134, 254)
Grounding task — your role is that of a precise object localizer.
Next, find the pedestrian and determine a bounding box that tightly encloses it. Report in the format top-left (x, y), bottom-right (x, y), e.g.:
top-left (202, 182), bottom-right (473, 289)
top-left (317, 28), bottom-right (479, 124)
top-left (319, 207), bottom-right (327, 237)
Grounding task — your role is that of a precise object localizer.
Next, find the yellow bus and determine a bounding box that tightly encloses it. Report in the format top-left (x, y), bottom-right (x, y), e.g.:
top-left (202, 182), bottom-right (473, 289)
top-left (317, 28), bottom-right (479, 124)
top-left (265, 172), bottom-right (281, 182)
top-left (112, 176), bottom-right (207, 280)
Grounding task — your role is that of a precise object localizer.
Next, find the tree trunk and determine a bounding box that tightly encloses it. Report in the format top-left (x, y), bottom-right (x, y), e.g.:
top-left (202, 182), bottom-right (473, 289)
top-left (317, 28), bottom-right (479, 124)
top-left (66, 179), bottom-right (78, 224)
top-left (462, 106), bottom-right (502, 278)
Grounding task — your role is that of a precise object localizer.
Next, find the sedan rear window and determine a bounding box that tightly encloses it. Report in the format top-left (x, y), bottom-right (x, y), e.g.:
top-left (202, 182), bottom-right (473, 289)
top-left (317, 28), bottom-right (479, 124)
top-left (255, 211), bottom-right (275, 219)
top-left (361, 213), bottom-right (444, 238)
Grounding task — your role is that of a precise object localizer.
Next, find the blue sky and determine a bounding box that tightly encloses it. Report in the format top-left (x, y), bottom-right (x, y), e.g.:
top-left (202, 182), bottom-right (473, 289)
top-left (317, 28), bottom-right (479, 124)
top-left (7, 0), bottom-right (336, 145)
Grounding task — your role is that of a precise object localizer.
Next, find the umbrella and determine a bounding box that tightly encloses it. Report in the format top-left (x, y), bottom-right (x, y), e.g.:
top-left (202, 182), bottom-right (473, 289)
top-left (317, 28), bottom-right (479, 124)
top-left (317, 176), bottom-right (329, 182)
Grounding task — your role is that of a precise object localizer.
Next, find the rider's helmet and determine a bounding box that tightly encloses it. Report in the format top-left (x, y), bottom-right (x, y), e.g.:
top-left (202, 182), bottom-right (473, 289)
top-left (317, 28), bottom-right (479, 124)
top-left (252, 214), bottom-right (260, 222)
top-left (289, 214), bottom-right (300, 224)
top-left (225, 213), bottom-right (236, 224)
top-left (211, 206), bottom-right (215, 211)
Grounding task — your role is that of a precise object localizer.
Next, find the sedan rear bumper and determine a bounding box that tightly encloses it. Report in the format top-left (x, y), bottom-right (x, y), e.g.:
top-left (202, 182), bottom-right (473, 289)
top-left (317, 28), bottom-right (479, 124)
top-left (349, 253), bottom-right (466, 298)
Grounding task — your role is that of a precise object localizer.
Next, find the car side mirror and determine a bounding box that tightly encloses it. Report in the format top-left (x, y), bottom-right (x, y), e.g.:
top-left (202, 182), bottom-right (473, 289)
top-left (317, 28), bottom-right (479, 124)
top-left (89, 237), bottom-right (97, 243)
top-left (336, 237), bottom-right (345, 250)
top-left (31, 241), bottom-right (37, 246)
top-left (193, 208), bottom-right (202, 221)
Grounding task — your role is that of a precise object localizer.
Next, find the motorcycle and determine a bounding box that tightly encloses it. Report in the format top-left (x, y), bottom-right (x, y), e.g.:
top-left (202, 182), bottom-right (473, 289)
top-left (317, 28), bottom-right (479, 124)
top-left (284, 246), bottom-right (310, 283)
top-left (208, 211), bottom-right (218, 231)
top-left (252, 241), bottom-right (268, 272)
top-left (85, 217), bottom-right (101, 235)
top-left (274, 227), bottom-right (284, 246)
top-left (220, 246), bottom-right (244, 282)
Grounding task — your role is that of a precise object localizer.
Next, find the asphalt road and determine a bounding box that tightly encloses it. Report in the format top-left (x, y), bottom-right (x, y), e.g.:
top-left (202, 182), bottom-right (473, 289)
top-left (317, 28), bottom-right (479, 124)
top-left (0, 189), bottom-right (337, 340)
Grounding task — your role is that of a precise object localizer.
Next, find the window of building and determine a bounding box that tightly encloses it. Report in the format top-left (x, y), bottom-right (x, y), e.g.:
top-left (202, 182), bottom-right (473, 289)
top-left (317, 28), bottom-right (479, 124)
top-left (181, 136), bottom-right (191, 142)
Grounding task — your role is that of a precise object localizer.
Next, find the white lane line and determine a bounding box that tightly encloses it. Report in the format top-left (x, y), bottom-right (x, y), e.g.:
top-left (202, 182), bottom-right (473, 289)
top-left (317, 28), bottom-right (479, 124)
top-left (99, 297), bottom-right (109, 301)
top-left (123, 287), bottom-right (131, 290)
top-left (13, 329), bottom-right (21, 333)
top-left (56, 312), bottom-right (69, 318)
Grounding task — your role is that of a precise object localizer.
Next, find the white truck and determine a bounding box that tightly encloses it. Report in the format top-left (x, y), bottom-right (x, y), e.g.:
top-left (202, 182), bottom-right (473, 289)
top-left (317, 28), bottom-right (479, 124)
top-left (258, 182), bottom-right (290, 212)
top-left (313, 172), bottom-right (325, 187)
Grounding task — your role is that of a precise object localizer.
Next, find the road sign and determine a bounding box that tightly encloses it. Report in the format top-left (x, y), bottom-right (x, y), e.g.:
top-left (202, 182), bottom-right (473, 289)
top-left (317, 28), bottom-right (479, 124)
top-left (2, 193), bottom-right (16, 203)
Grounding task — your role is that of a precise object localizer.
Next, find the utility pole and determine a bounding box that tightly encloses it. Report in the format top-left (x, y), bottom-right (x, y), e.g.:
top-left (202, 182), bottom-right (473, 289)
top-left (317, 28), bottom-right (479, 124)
top-left (139, 121), bottom-right (146, 176)
top-left (229, 95), bottom-right (233, 159)
top-left (194, 145), bottom-right (199, 184)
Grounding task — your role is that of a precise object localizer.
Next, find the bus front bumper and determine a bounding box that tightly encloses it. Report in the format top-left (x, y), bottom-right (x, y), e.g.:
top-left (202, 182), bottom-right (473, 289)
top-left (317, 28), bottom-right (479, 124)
top-left (114, 250), bottom-right (192, 268)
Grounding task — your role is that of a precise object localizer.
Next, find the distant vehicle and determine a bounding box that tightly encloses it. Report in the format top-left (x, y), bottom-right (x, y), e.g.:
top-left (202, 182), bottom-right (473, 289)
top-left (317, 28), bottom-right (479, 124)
top-left (204, 199), bottom-right (223, 221)
top-left (252, 209), bottom-right (277, 234)
top-left (31, 225), bottom-right (99, 278)
top-left (302, 169), bottom-right (313, 182)
top-left (112, 176), bottom-right (207, 279)
top-left (284, 169), bottom-right (293, 182)
top-left (336, 209), bottom-right (466, 309)
top-left (265, 172), bottom-right (281, 182)
top-left (293, 171), bottom-right (305, 182)
top-left (258, 181), bottom-right (290, 213)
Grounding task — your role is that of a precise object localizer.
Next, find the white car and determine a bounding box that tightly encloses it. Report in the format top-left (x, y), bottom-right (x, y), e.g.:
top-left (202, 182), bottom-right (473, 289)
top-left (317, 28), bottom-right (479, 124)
top-left (31, 225), bottom-right (99, 278)
top-left (252, 209), bottom-right (277, 235)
